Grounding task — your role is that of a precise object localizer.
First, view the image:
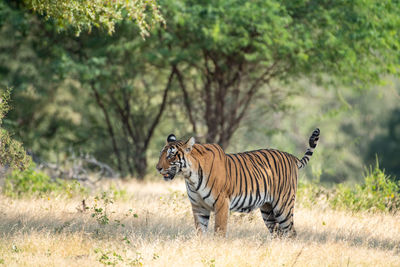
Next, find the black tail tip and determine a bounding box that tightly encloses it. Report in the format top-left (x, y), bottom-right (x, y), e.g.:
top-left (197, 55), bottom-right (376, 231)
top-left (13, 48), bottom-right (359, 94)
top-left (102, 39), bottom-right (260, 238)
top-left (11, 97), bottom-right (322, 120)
top-left (312, 128), bottom-right (320, 137)
top-left (309, 128), bottom-right (320, 148)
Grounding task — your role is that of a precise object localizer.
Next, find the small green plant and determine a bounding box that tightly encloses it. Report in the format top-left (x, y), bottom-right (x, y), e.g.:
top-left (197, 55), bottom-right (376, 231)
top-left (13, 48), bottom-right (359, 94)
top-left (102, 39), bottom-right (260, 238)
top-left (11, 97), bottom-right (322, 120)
top-left (3, 164), bottom-right (86, 198)
top-left (94, 249), bottom-right (144, 266)
top-left (122, 236), bottom-right (131, 244)
top-left (126, 208), bottom-right (139, 218)
top-left (129, 252), bottom-right (144, 266)
top-left (11, 244), bottom-right (21, 253)
top-left (94, 248), bottom-right (124, 266)
top-left (90, 192), bottom-right (139, 230)
top-left (91, 192), bottom-right (114, 226)
top-left (202, 258), bottom-right (216, 267)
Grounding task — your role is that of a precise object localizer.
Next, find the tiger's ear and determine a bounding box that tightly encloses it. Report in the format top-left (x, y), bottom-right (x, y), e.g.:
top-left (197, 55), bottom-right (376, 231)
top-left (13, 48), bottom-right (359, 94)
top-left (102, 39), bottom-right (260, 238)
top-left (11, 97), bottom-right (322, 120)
top-left (167, 134), bottom-right (176, 143)
top-left (184, 137), bottom-right (195, 153)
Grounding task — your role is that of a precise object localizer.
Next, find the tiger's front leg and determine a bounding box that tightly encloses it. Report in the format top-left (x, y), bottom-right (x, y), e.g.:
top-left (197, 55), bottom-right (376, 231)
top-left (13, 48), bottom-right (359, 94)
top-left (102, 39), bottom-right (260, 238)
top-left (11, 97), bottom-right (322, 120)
top-left (191, 205), bottom-right (210, 234)
top-left (214, 197), bottom-right (229, 236)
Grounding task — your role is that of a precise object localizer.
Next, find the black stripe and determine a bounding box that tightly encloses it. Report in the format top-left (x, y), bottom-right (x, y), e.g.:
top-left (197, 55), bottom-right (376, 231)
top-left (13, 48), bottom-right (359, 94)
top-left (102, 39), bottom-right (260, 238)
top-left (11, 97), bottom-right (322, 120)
top-left (193, 146), bottom-right (204, 155)
top-left (199, 214), bottom-right (210, 220)
top-left (195, 166), bottom-right (204, 191)
top-left (253, 153), bottom-right (270, 202)
top-left (187, 194), bottom-right (197, 203)
top-left (203, 178), bottom-right (216, 200)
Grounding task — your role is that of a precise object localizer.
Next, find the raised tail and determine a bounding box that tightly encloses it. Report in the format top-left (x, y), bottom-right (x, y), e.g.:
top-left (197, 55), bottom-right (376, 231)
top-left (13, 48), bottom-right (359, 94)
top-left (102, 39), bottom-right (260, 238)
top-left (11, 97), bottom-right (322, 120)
top-left (297, 128), bottom-right (320, 169)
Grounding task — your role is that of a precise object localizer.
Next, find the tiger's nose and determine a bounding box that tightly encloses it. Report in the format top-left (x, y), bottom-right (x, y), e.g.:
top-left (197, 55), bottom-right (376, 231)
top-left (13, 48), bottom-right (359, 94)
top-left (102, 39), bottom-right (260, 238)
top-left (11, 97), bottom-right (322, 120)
top-left (156, 166), bottom-right (162, 172)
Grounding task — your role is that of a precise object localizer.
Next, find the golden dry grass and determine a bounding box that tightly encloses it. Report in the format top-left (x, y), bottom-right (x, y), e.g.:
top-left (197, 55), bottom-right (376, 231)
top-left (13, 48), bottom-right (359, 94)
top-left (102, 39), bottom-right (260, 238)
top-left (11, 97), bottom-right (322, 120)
top-left (0, 179), bottom-right (399, 266)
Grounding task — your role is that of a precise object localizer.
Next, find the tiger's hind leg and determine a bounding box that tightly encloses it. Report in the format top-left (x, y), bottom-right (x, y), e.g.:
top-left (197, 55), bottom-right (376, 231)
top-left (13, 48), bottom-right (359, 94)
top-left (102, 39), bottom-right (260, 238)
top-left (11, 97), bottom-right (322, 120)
top-left (273, 196), bottom-right (297, 238)
top-left (260, 203), bottom-right (278, 235)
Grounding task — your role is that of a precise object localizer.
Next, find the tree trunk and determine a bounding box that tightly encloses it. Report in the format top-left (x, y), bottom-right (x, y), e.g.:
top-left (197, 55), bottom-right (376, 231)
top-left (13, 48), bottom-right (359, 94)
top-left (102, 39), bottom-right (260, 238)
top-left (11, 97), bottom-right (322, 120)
top-left (133, 152), bottom-right (147, 180)
top-left (176, 57), bottom-right (280, 150)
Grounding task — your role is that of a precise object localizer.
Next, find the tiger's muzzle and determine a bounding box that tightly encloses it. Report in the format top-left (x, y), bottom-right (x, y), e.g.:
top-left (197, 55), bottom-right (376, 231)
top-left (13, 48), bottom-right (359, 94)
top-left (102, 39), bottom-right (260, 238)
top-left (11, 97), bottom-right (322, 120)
top-left (157, 166), bottom-right (178, 181)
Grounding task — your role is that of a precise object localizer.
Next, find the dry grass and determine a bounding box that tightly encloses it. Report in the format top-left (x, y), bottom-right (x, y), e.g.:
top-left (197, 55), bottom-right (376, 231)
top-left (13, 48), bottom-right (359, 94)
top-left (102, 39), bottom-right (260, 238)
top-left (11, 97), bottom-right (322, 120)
top-left (0, 179), bottom-right (399, 266)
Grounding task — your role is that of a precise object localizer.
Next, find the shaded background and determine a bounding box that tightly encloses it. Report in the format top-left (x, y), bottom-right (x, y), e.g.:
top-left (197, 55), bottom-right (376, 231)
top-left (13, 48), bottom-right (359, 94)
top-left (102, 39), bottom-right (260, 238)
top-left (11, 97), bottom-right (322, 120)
top-left (1, 0), bottom-right (399, 184)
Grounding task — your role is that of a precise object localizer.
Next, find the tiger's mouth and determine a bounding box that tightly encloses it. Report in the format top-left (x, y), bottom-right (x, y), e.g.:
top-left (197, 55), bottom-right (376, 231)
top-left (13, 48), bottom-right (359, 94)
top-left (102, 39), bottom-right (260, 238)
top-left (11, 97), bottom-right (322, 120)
top-left (162, 173), bottom-right (176, 181)
top-left (160, 166), bottom-right (178, 181)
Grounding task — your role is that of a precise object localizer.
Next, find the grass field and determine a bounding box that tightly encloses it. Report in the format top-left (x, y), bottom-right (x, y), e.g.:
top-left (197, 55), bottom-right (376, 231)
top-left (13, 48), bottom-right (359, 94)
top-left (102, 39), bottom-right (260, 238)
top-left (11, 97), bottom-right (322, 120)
top-left (0, 179), bottom-right (399, 266)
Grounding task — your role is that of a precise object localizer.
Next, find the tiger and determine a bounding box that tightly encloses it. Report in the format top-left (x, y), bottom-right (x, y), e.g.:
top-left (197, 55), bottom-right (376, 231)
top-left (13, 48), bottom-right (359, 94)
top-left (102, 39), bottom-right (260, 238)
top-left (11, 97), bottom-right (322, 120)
top-left (156, 128), bottom-right (320, 237)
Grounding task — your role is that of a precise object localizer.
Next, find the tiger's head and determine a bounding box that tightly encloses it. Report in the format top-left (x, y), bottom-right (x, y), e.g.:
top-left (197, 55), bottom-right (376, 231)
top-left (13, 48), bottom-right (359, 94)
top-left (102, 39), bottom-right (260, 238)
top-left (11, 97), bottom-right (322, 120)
top-left (156, 134), bottom-right (195, 181)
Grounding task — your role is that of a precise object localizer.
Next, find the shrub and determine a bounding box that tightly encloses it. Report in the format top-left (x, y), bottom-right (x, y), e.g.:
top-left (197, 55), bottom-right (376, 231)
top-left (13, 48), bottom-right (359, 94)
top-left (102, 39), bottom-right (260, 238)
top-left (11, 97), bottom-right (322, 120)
top-left (297, 159), bottom-right (400, 213)
top-left (3, 164), bottom-right (86, 198)
top-left (0, 88), bottom-right (31, 170)
top-left (330, 160), bottom-right (400, 213)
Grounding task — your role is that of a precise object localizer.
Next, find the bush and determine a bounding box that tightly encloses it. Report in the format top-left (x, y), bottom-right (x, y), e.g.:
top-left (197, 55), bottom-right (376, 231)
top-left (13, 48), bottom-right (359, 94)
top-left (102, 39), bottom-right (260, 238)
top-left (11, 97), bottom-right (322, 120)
top-left (330, 160), bottom-right (400, 213)
top-left (3, 164), bottom-right (86, 198)
top-left (0, 88), bottom-right (31, 170)
top-left (297, 160), bottom-right (400, 213)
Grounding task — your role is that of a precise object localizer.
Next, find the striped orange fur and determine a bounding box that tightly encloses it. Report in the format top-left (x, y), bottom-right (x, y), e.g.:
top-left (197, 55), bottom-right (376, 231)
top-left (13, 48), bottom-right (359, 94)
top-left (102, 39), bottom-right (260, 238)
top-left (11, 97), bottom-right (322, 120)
top-left (156, 129), bottom-right (320, 237)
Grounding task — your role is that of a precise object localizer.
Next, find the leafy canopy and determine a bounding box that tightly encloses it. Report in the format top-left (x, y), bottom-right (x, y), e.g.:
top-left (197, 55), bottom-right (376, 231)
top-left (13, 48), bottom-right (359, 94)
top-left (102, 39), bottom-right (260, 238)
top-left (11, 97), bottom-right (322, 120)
top-left (164, 0), bottom-right (400, 85)
top-left (154, 0), bottom-right (400, 147)
top-left (23, 0), bottom-right (165, 36)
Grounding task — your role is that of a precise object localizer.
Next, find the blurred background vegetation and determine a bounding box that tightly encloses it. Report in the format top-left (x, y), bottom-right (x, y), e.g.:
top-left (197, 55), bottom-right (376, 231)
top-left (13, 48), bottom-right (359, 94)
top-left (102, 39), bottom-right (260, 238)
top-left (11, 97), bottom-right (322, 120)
top-left (0, 0), bottom-right (399, 190)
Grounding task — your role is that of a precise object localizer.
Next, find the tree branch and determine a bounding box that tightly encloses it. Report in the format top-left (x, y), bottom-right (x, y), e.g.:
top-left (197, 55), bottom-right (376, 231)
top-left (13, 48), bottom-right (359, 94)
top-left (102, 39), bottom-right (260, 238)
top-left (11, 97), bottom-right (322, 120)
top-left (174, 65), bottom-right (197, 133)
top-left (109, 89), bottom-right (138, 144)
top-left (90, 81), bottom-right (123, 173)
top-left (144, 66), bottom-right (176, 149)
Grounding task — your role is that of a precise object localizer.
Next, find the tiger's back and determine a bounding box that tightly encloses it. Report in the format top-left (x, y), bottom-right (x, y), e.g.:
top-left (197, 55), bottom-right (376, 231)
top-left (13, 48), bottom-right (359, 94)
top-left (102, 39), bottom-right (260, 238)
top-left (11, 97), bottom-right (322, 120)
top-left (225, 149), bottom-right (299, 214)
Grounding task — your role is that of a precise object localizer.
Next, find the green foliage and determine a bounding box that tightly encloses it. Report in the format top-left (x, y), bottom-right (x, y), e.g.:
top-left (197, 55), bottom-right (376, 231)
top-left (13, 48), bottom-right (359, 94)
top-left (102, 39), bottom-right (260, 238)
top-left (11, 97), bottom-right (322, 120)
top-left (91, 192), bottom-right (114, 226)
top-left (90, 191), bottom-right (138, 228)
top-left (202, 258), bottom-right (216, 267)
top-left (151, 0), bottom-right (400, 147)
top-left (94, 248), bottom-right (144, 266)
top-left (22, 0), bottom-right (164, 37)
top-left (3, 164), bottom-right (86, 198)
top-left (232, 79), bottom-right (400, 184)
top-left (2, 0), bottom-right (400, 181)
top-left (0, 2), bottom-right (91, 162)
top-left (330, 160), bottom-right (400, 213)
top-left (298, 160), bottom-right (400, 213)
top-left (161, 0), bottom-right (400, 84)
top-left (0, 88), bottom-right (31, 170)
top-left (94, 248), bottom-right (125, 266)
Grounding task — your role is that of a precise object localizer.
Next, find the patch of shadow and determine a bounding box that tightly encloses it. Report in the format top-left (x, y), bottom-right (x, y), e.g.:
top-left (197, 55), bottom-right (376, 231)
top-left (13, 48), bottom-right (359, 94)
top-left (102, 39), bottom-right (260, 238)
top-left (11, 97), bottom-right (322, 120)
top-left (0, 211), bottom-right (195, 242)
top-left (214, 221), bottom-right (400, 254)
top-left (297, 228), bottom-right (400, 254)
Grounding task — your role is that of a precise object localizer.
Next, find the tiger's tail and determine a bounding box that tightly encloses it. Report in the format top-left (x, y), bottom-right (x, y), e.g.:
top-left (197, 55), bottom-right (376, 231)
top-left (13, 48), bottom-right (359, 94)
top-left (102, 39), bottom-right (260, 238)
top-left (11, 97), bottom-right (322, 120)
top-left (297, 128), bottom-right (320, 169)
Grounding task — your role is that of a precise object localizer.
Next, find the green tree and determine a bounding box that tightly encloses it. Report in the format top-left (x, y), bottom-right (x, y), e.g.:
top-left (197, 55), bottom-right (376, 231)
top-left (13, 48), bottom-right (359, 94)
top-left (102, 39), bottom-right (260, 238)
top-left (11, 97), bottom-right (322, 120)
top-left (61, 21), bottom-right (178, 179)
top-left (158, 0), bottom-right (400, 148)
top-left (0, 1), bottom-right (91, 162)
top-left (1, 2), bottom-right (172, 178)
